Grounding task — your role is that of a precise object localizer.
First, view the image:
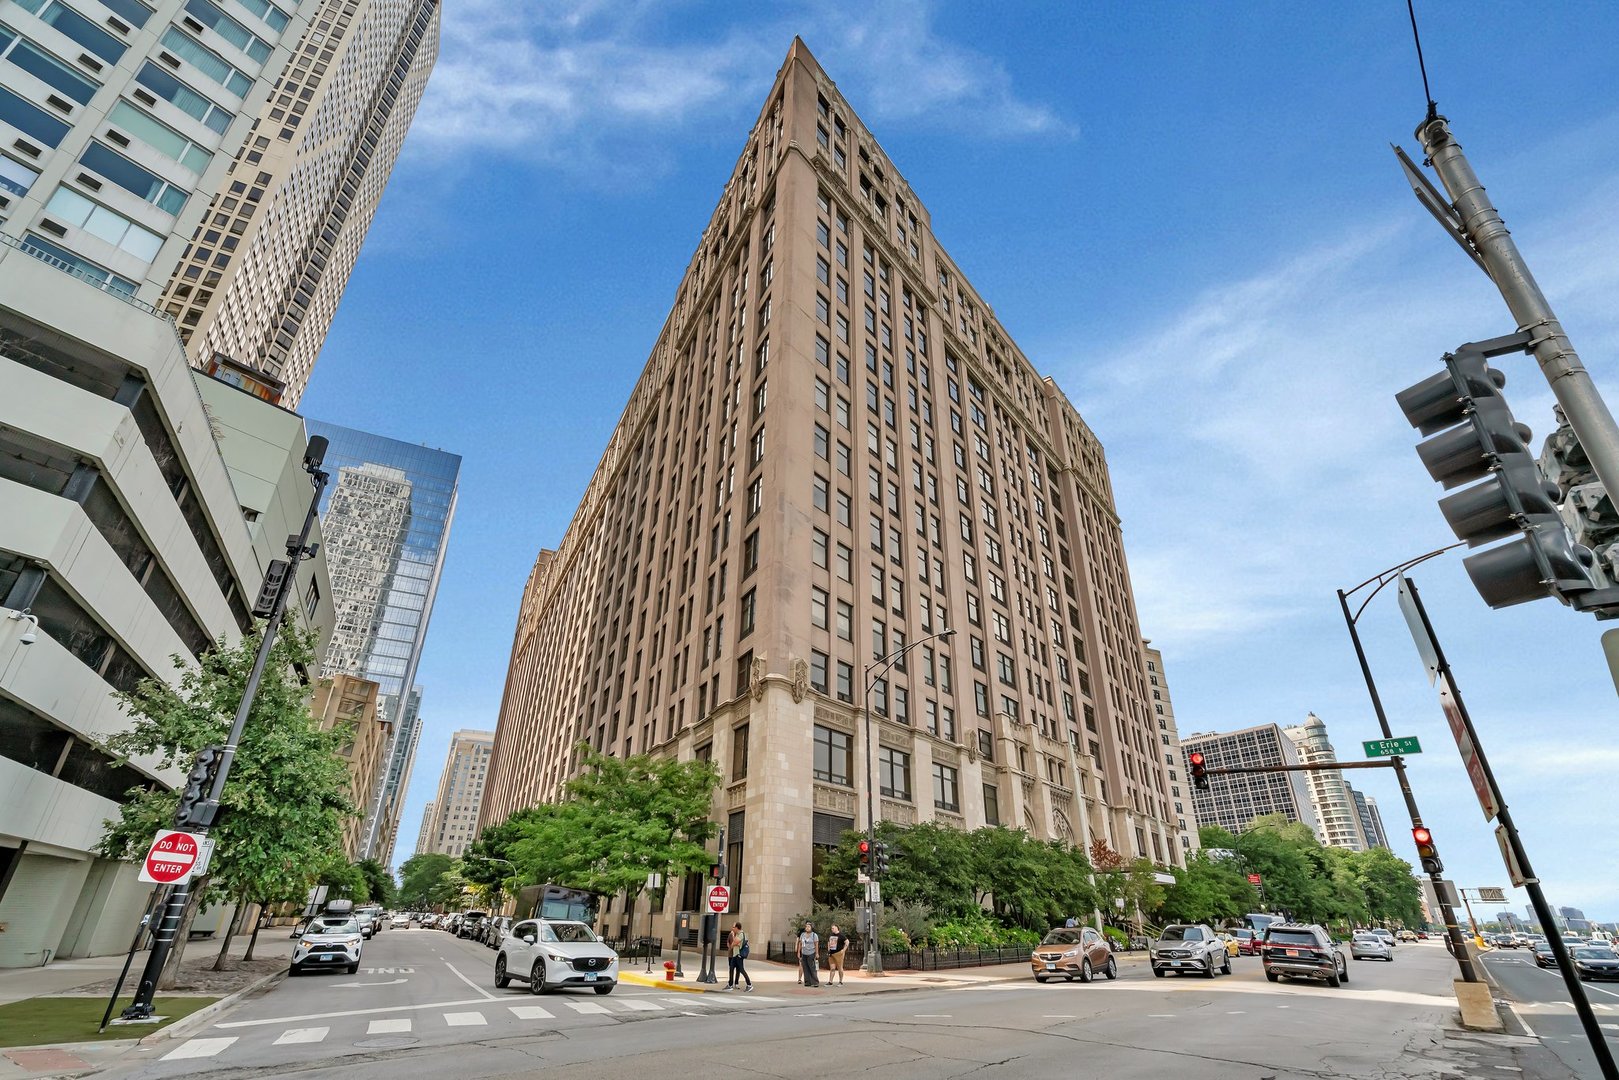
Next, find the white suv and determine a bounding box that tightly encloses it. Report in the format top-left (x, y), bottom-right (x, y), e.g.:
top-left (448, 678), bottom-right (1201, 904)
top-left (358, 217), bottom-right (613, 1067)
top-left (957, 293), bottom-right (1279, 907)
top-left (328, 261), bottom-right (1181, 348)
top-left (290, 912), bottom-right (362, 975)
top-left (495, 919), bottom-right (618, 995)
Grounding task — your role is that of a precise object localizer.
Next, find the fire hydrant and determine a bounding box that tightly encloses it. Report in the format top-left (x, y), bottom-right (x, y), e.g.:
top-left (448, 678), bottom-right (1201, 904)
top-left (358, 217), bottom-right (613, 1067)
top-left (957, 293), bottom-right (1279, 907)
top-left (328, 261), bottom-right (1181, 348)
top-left (663, 961), bottom-right (677, 982)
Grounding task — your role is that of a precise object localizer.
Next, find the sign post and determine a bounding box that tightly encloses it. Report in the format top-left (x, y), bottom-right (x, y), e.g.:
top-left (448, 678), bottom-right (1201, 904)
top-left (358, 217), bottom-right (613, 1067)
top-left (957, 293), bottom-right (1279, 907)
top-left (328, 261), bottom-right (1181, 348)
top-left (138, 831), bottom-right (200, 885)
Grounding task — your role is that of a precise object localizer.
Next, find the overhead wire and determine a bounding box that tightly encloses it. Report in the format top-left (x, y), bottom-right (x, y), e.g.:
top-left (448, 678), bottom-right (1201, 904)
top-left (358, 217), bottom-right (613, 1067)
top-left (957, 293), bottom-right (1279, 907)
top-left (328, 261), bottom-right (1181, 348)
top-left (1405, 0), bottom-right (1439, 120)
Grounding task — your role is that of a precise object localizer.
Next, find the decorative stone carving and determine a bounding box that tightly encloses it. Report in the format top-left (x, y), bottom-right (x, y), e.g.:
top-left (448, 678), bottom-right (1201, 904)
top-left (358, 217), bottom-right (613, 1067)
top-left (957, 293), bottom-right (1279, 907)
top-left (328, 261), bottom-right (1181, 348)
top-left (1053, 809), bottom-right (1074, 844)
top-left (727, 781), bottom-right (747, 810)
top-left (749, 655), bottom-right (767, 701)
top-left (881, 799), bottom-right (917, 826)
top-left (815, 705), bottom-right (854, 732)
top-left (935, 811), bottom-right (966, 831)
top-left (790, 658), bottom-right (808, 703)
top-left (813, 785), bottom-right (856, 815)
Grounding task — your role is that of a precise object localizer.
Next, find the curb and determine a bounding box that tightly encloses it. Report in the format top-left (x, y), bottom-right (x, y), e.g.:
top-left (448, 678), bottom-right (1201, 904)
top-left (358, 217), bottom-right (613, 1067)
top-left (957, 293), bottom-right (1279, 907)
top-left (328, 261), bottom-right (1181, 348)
top-left (619, 972), bottom-right (708, 993)
top-left (137, 967), bottom-right (288, 1046)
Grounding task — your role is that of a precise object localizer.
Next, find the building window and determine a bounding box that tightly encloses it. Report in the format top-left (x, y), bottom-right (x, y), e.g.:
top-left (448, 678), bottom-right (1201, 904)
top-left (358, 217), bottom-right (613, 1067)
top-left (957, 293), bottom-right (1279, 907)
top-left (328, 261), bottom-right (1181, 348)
top-left (735, 651), bottom-right (753, 697)
top-left (814, 724), bottom-right (852, 786)
top-left (933, 763), bottom-right (959, 812)
top-left (739, 588), bottom-right (756, 638)
top-left (810, 651), bottom-right (829, 694)
top-left (743, 530), bottom-right (760, 576)
top-left (879, 747), bottom-right (911, 800)
top-left (732, 723), bottom-right (749, 781)
top-left (836, 661), bottom-right (854, 703)
top-left (811, 586), bottom-right (828, 629)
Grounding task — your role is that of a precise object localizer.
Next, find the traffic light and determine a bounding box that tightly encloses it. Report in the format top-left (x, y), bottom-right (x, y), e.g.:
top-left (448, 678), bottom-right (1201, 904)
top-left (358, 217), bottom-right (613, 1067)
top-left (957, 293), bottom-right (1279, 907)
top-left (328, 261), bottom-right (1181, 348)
top-left (1396, 332), bottom-right (1610, 611)
top-left (708, 861), bottom-right (726, 880)
top-left (1188, 751), bottom-right (1208, 791)
top-left (875, 842), bottom-right (891, 876)
top-left (1411, 826), bottom-right (1443, 875)
top-left (858, 839), bottom-right (872, 874)
top-left (252, 559), bottom-right (290, 618)
top-left (1541, 416), bottom-right (1619, 616)
top-left (175, 746), bottom-right (224, 829)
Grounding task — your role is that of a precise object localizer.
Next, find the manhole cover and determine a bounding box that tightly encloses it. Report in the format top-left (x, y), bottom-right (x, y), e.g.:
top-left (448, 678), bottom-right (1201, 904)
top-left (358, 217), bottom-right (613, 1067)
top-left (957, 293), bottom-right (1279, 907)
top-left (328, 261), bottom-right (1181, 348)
top-left (353, 1036), bottom-right (419, 1049)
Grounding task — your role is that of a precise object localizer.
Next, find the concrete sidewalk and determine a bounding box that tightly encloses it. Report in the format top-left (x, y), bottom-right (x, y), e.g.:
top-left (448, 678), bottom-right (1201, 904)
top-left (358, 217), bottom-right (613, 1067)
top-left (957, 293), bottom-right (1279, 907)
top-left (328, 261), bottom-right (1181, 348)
top-left (620, 950), bottom-right (1151, 996)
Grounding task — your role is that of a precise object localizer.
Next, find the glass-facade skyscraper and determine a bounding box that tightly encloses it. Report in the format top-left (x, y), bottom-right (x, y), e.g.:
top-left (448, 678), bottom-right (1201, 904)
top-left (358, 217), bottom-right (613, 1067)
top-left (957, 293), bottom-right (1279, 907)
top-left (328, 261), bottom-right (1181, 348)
top-left (307, 418), bottom-right (458, 862)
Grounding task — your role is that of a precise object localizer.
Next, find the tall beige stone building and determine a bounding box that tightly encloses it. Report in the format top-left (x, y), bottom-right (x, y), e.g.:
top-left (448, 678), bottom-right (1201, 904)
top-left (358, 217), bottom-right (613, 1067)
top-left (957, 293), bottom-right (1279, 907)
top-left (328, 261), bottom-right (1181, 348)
top-left (1143, 642), bottom-right (1200, 858)
top-left (481, 40), bottom-right (1187, 938)
top-left (420, 730), bottom-right (492, 858)
top-left (157, 0), bottom-right (440, 407)
top-left (310, 673), bottom-right (389, 859)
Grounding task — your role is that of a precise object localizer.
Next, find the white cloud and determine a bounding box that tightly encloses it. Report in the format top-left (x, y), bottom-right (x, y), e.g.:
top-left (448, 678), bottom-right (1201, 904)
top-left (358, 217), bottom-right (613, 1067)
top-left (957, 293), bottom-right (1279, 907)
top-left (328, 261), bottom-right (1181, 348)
top-left (406, 1), bottom-right (1067, 171)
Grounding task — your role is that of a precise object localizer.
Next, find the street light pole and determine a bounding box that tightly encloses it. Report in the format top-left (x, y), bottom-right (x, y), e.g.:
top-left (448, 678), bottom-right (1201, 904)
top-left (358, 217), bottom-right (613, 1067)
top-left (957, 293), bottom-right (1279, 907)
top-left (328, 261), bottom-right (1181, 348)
top-left (120, 437), bottom-right (329, 1021)
top-left (861, 627), bottom-right (955, 975)
top-left (1338, 545), bottom-right (1478, 984)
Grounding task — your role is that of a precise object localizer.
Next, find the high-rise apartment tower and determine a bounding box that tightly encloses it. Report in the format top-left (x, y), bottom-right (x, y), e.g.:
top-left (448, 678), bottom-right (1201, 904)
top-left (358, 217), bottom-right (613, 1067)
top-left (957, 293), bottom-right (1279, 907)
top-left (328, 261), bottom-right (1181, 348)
top-left (1181, 724), bottom-right (1321, 839)
top-left (157, 0), bottom-right (439, 407)
top-left (1143, 641), bottom-right (1200, 856)
top-left (482, 40), bottom-right (1189, 937)
top-left (1283, 713), bottom-right (1368, 851)
top-left (420, 729), bottom-right (492, 858)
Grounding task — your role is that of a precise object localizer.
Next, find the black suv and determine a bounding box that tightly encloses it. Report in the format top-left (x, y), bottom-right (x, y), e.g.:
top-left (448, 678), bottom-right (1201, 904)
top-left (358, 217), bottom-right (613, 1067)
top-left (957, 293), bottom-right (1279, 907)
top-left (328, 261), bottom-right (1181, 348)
top-left (1262, 923), bottom-right (1348, 987)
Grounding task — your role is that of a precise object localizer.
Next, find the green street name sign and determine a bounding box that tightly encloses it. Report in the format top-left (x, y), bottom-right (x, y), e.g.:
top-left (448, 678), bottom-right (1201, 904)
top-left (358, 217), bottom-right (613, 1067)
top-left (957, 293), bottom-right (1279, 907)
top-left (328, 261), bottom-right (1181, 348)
top-left (1363, 736), bottom-right (1422, 757)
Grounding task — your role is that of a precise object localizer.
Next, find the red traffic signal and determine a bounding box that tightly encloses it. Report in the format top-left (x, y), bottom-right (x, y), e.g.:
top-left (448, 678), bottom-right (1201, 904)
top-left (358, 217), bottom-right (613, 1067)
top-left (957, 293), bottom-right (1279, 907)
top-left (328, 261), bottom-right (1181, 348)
top-left (1411, 827), bottom-right (1442, 875)
top-left (1412, 827), bottom-right (1433, 847)
top-left (858, 839), bottom-right (872, 871)
top-left (1188, 751), bottom-right (1209, 791)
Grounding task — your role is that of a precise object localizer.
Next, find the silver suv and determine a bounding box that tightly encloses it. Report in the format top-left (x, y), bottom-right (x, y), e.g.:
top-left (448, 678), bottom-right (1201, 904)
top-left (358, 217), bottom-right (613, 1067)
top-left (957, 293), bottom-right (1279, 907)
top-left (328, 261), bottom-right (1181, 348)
top-left (1151, 923), bottom-right (1230, 978)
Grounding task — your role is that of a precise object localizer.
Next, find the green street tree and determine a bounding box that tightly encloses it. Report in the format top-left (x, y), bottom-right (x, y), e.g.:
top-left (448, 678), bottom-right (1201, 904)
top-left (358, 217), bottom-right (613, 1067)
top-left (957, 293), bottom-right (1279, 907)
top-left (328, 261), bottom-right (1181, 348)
top-left (98, 626), bottom-right (355, 978)
top-left (397, 852), bottom-right (454, 909)
top-left (1160, 850), bottom-right (1262, 925)
top-left (354, 858), bottom-right (396, 906)
top-left (506, 749), bottom-right (720, 912)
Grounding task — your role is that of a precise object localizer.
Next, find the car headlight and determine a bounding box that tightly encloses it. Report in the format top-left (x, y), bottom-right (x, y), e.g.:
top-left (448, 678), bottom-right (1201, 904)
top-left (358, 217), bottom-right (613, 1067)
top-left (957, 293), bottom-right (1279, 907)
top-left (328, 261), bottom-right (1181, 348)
top-left (547, 953), bottom-right (569, 963)
top-left (300, 938), bottom-right (315, 948)
top-left (348, 937), bottom-right (362, 946)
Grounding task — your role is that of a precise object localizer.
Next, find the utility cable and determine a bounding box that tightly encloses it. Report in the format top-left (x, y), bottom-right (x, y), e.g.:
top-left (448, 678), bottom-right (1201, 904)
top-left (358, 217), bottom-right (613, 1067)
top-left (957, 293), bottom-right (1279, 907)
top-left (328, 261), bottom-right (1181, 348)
top-left (1406, 0), bottom-right (1439, 120)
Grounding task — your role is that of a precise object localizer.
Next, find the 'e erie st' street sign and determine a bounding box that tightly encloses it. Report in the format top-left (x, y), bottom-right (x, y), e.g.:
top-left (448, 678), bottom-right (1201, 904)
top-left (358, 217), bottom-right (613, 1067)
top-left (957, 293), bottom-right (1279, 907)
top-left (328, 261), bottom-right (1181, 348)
top-left (1363, 736), bottom-right (1422, 757)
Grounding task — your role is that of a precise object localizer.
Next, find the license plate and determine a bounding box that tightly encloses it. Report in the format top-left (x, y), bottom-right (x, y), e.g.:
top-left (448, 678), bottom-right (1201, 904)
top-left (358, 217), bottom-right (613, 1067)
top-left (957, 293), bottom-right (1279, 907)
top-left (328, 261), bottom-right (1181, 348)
top-left (1045, 962), bottom-right (1056, 969)
top-left (585, 973), bottom-right (597, 982)
top-left (1285, 949), bottom-right (1299, 957)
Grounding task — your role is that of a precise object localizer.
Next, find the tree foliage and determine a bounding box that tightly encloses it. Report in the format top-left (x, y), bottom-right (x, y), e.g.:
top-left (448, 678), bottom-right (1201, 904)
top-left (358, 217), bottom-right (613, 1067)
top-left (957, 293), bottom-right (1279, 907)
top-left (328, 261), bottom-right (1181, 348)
top-left (397, 852), bottom-right (454, 908)
top-left (97, 627), bottom-right (356, 972)
top-left (505, 748), bottom-right (721, 905)
top-left (354, 858), bottom-right (396, 905)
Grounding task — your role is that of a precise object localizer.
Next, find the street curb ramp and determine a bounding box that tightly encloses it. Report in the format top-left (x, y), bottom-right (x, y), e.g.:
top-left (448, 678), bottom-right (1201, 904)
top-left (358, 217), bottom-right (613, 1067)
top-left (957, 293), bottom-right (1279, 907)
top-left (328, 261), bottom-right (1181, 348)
top-left (137, 967), bottom-right (288, 1046)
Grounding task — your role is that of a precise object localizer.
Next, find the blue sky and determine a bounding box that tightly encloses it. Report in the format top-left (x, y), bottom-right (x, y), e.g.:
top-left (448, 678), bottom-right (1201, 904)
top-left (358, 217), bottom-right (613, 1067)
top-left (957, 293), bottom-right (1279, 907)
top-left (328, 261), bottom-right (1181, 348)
top-left (297, 1), bottom-right (1619, 919)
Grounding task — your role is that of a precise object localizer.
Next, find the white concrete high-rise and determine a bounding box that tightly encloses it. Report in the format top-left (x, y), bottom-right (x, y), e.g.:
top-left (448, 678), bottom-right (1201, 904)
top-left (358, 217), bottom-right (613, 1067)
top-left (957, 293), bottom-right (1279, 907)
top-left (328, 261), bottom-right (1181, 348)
top-left (1283, 713), bottom-right (1368, 852)
top-left (157, 0), bottom-right (439, 407)
top-left (0, 0), bottom-right (314, 296)
top-left (420, 730), bottom-right (493, 858)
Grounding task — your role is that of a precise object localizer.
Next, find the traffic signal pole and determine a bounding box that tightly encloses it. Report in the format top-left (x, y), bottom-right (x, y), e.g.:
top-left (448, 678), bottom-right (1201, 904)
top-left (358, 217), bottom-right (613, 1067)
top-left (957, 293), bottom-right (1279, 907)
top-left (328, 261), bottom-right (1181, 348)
top-left (1338, 551), bottom-right (1478, 983)
top-left (1415, 115), bottom-right (1619, 516)
top-left (119, 439), bottom-right (328, 1022)
top-left (1401, 577), bottom-right (1617, 1080)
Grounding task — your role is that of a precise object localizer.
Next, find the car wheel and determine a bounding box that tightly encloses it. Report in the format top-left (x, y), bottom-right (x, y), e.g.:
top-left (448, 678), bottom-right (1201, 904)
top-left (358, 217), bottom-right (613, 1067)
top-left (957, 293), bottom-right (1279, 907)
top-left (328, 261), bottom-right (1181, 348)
top-left (495, 954), bottom-right (511, 989)
top-left (530, 961), bottom-right (547, 995)
top-left (347, 963), bottom-right (359, 975)
top-left (288, 964), bottom-right (302, 977)
top-left (593, 984), bottom-right (614, 995)
top-left (1152, 967), bottom-right (1165, 978)
top-left (1266, 970), bottom-right (1279, 982)
top-left (1079, 958), bottom-right (1092, 983)
top-left (1222, 954), bottom-right (1232, 976)
top-left (1204, 957), bottom-right (1217, 979)
top-left (1339, 959), bottom-right (1349, 984)
top-left (1105, 957), bottom-right (1118, 980)
top-left (1035, 976), bottom-right (1047, 983)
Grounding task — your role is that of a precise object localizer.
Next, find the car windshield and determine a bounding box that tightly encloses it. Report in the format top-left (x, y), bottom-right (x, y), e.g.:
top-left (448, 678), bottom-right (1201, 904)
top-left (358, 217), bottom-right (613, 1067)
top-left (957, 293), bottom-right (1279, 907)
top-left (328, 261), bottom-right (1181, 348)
top-left (1267, 930), bottom-right (1319, 946)
top-left (1232, 930), bottom-right (1253, 940)
top-left (316, 918), bottom-right (359, 933)
top-left (1354, 934), bottom-right (1381, 942)
top-left (1159, 927), bottom-right (1201, 941)
top-left (1040, 929), bottom-right (1085, 946)
top-left (541, 922), bottom-right (598, 944)
top-left (1576, 947), bottom-right (1616, 960)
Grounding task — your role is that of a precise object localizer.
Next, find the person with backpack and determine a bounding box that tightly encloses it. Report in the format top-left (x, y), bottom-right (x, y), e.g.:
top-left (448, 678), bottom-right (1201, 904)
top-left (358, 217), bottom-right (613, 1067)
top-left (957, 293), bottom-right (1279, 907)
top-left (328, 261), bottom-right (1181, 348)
top-left (825, 923), bottom-right (849, 985)
top-left (726, 921), bottom-right (753, 991)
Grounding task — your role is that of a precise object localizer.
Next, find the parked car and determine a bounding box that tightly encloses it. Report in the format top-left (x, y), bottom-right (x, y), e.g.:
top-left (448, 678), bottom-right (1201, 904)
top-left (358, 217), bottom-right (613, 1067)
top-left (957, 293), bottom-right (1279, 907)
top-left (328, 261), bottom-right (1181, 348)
top-left (1151, 924), bottom-right (1229, 978)
top-left (357, 905), bottom-right (384, 934)
top-left (1350, 932), bottom-right (1393, 961)
top-left (1229, 928), bottom-right (1262, 956)
top-left (355, 910), bottom-right (377, 939)
top-left (458, 911), bottom-right (489, 940)
top-left (1031, 926), bottom-right (1117, 983)
top-left (495, 918), bottom-right (618, 995)
top-left (1370, 928), bottom-right (1396, 949)
top-left (446, 914), bottom-right (462, 935)
top-left (485, 916), bottom-right (512, 949)
top-left (290, 905), bottom-right (363, 976)
top-left (1263, 923), bottom-right (1348, 987)
top-left (1396, 929), bottom-right (1418, 942)
top-left (391, 913), bottom-right (411, 929)
top-left (1573, 946), bottom-right (1619, 981)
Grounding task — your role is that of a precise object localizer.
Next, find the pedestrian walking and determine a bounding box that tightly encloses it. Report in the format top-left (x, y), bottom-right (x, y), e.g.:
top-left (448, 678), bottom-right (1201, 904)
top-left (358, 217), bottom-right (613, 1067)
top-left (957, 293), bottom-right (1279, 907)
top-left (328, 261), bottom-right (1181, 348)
top-left (825, 923), bottom-right (848, 985)
top-left (798, 920), bottom-right (821, 987)
top-left (726, 921), bottom-right (753, 991)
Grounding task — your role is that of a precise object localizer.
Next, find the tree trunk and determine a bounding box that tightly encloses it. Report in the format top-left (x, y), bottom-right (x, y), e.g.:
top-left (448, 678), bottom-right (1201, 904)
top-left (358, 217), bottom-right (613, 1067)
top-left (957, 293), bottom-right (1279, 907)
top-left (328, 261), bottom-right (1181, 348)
top-left (212, 892), bottom-right (247, 971)
top-left (157, 876), bottom-right (207, 989)
top-left (244, 902), bottom-right (264, 961)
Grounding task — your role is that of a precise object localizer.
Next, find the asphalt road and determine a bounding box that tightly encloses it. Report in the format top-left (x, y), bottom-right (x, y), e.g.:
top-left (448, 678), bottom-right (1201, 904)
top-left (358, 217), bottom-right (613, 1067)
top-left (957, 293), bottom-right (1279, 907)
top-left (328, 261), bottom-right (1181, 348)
top-left (100, 933), bottom-right (1572, 1079)
top-left (1482, 946), bottom-right (1619, 1078)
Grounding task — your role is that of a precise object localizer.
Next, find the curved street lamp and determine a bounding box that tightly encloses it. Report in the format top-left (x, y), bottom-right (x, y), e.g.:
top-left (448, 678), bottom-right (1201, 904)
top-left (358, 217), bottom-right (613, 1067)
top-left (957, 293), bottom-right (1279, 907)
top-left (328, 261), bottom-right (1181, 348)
top-left (862, 627), bottom-right (955, 973)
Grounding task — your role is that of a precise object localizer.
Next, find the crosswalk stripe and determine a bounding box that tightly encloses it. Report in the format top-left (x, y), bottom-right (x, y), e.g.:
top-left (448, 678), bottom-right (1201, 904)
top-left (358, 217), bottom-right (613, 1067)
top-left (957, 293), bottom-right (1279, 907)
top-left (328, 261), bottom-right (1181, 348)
top-left (161, 1037), bottom-right (237, 1060)
top-left (509, 1005), bottom-right (554, 1020)
top-left (367, 1018), bottom-right (412, 1034)
top-left (614, 999), bottom-right (664, 1012)
top-left (564, 1001), bottom-right (611, 1015)
top-left (273, 1027), bottom-right (329, 1045)
top-left (444, 1012), bottom-right (486, 1026)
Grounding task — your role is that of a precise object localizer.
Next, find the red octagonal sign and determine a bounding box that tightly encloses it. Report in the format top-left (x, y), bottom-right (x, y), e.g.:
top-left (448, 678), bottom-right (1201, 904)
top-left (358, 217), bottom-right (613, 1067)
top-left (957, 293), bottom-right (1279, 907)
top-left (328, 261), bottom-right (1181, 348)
top-left (140, 829), bottom-right (200, 884)
top-left (705, 884), bottom-right (731, 914)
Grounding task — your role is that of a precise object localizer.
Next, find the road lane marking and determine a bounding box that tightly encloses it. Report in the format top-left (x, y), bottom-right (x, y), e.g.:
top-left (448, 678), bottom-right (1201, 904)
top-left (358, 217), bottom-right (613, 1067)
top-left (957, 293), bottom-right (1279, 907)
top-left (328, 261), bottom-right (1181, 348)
top-left (1149, 1014), bottom-right (1176, 1018)
top-left (509, 1005), bottom-right (554, 1020)
top-left (914, 1014), bottom-right (952, 1018)
top-left (273, 1028), bottom-right (328, 1045)
top-left (564, 1002), bottom-right (611, 1015)
top-left (444, 1012), bottom-right (486, 1026)
top-left (332, 979), bottom-right (408, 988)
top-left (366, 1019), bottom-right (412, 1034)
top-left (445, 962), bottom-right (496, 1000)
top-left (1042, 1015), bottom-right (1075, 1019)
top-left (162, 1038), bottom-right (237, 1060)
top-left (615, 999), bottom-right (663, 1012)
top-left (217, 997), bottom-right (490, 1028)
